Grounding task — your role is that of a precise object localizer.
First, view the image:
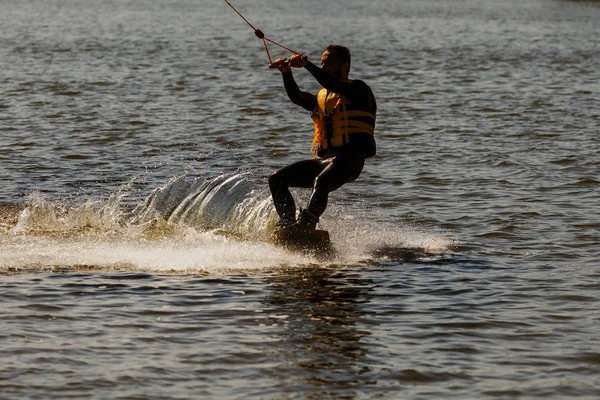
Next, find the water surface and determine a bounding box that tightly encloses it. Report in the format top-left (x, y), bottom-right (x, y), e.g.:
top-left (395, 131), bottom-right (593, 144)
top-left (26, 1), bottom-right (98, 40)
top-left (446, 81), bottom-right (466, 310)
top-left (1, 0), bottom-right (599, 398)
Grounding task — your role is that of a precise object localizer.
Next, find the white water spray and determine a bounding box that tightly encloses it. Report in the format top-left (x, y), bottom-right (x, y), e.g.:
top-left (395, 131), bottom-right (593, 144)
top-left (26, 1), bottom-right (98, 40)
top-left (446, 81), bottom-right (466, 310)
top-left (0, 173), bottom-right (455, 272)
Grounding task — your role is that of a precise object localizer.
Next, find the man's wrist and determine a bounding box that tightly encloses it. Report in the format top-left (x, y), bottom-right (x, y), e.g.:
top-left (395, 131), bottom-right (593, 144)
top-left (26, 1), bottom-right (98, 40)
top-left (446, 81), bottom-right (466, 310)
top-left (304, 59), bottom-right (317, 70)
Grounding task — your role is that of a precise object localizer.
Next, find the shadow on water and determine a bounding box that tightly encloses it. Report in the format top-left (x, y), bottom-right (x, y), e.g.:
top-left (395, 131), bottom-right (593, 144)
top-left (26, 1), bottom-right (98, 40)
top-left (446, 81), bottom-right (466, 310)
top-left (261, 266), bottom-right (376, 399)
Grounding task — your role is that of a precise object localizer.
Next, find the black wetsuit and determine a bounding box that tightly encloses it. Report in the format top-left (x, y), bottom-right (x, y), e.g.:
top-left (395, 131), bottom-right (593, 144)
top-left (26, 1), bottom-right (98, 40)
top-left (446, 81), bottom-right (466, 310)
top-left (268, 60), bottom-right (377, 227)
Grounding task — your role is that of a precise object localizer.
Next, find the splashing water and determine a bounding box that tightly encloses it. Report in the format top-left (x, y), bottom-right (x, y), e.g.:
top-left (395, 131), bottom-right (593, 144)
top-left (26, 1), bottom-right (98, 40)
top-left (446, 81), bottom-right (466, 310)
top-left (0, 173), bottom-right (455, 273)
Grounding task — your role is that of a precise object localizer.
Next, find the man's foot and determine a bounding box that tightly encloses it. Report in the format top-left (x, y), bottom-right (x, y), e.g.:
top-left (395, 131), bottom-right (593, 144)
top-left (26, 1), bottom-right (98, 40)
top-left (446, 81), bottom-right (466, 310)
top-left (294, 209), bottom-right (319, 231)
top-left (276, 216), bottom-right (296, 229)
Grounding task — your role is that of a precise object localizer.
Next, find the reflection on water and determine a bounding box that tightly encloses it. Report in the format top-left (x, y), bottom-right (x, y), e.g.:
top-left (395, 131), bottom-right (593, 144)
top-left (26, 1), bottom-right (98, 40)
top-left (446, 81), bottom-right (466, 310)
top-left (263, 267), bottom-right (375, 398)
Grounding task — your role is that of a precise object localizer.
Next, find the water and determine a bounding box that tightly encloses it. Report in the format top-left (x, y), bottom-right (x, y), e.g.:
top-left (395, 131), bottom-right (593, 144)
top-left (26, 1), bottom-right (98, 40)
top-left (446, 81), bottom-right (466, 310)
top-left (1, 0), bottom-right (599, 398)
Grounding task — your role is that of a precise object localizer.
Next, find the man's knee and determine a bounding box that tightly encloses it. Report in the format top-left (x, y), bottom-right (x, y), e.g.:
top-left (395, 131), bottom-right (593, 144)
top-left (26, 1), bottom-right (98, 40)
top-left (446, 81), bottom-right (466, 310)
top-left (269, 170), bottom-right (284, 191)
top-left (313, 169), bottom-right (343, 193)
top-left (312, 174), bottom-right (325, 191)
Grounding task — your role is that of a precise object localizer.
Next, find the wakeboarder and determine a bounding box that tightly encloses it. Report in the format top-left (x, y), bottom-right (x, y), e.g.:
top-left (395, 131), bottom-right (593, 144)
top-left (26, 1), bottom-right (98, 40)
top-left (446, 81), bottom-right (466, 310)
top-left (269, 45), bottom-right (377, 231)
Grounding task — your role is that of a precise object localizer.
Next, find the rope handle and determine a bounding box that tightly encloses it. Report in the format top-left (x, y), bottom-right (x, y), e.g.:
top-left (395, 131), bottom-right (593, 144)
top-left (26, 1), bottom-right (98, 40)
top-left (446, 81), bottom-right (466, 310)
top-left (223, 0), bottom-right (304, 67)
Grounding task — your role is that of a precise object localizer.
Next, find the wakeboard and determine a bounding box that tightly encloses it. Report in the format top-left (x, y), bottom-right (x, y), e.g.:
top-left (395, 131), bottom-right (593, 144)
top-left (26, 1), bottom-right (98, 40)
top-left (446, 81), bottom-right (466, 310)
top-left (271, 227), bottom-right (334, 256)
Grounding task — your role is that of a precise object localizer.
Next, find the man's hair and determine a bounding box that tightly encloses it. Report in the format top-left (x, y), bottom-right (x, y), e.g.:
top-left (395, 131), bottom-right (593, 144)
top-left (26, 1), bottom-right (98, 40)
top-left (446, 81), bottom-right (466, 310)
top-left (325, 44), bottom-right (351, 68)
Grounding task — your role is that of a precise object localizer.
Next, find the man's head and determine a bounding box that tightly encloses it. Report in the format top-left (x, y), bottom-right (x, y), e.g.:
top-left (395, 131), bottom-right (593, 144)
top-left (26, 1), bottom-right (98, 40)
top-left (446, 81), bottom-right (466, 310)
top-left (320, 44), bottom-right (351, 80)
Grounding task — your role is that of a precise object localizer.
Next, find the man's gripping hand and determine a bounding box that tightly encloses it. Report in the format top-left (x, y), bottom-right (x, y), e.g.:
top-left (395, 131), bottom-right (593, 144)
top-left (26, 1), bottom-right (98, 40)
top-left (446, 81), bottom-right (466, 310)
top-left (270, 54), bottom-right (307, 72)
top-left (270, 57), bottom-right (291, 73)
top-left (287, 53), bottom-right (307, 68)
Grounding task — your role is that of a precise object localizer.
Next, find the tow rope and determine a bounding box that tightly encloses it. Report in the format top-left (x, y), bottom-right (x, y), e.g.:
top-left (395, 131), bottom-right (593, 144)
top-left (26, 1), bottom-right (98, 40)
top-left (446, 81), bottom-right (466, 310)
top-left (222, 0), bottom-right (302, 66)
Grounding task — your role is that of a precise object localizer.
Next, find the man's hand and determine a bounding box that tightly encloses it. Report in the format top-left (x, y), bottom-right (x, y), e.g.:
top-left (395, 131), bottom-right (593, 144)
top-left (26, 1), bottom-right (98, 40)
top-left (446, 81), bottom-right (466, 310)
top-left (270, 54), bottom-right (307, 71)
top-left (288, 53), bottom-right (307, 68)
top-left (270, 57), bottom-right (291, 73)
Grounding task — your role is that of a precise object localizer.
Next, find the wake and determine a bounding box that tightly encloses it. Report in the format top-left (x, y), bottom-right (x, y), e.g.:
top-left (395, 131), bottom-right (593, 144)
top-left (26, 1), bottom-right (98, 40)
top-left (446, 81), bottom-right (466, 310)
top-left (0, 172), bottom-right (455, 273)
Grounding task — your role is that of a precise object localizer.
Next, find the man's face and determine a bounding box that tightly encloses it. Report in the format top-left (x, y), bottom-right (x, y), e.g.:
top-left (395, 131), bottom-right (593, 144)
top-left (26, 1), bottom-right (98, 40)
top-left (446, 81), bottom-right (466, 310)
top-left (320, 50), bottom-right (346, 78)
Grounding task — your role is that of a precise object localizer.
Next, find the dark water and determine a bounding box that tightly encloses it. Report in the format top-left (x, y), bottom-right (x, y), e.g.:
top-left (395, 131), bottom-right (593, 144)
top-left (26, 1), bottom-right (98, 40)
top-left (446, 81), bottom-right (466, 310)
top-left (1, 0), bottom-right (599, 398)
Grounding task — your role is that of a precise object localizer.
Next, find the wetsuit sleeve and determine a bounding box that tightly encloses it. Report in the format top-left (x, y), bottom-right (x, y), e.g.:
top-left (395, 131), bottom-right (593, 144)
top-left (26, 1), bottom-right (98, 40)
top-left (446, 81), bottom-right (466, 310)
top-left (304, 60), bottom-right (374, 111)
top-left (282, 71), bottom-right (317, 112)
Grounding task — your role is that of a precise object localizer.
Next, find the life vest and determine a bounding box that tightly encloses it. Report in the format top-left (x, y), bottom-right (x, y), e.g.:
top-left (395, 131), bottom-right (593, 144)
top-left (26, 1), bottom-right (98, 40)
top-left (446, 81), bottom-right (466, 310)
top-left (311, 88), bottom-right (376, 158)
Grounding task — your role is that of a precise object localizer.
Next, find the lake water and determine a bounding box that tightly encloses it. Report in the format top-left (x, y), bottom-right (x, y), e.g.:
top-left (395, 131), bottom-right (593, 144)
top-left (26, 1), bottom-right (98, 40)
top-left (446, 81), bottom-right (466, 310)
top-left (1, 0), bottom-right (599, 398)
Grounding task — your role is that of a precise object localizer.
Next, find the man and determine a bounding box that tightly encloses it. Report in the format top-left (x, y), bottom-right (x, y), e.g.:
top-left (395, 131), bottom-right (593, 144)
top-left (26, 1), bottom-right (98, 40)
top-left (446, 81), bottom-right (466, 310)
top-left (269, 44), bottom-right (377, 230)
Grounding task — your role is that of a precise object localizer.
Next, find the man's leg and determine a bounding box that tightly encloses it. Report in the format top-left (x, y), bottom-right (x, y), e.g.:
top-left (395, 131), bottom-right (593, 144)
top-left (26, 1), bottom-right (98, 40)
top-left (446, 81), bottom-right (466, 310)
top-left (269, 159), bottom-right (328, 226)
top-left (299, 150), bottom-right (366, 228)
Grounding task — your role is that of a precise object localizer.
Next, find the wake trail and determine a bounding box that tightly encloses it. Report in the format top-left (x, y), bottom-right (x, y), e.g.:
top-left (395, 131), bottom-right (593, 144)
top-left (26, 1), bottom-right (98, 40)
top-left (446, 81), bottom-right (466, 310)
top-left (0, 172), bottom-right (456, 273)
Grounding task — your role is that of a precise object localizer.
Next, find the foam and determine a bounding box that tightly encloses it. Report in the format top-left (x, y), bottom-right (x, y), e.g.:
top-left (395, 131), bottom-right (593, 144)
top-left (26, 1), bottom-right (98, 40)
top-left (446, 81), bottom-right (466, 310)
top-left (0, 233), bottom-right (311, 273)
top-left (0, 173), bottom-right (456, 272)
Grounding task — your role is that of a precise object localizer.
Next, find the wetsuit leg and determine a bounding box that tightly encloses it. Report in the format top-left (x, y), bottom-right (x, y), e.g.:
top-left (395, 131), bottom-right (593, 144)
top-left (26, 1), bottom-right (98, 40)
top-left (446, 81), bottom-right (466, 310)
top-left (269, 159), bottom-right (329, 225)
top-left (306, 150), bottom-right (366, 219)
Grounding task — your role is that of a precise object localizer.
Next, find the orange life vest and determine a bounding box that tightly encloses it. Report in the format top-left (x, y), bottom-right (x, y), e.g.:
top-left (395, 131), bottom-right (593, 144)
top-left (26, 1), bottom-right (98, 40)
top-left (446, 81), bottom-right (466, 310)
top-left (311, 88), bottom-right (376, 158)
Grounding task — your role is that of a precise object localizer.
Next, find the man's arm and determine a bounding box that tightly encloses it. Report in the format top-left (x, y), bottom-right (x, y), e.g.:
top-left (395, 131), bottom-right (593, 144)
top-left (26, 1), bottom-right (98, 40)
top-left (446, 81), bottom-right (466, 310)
top-left (304, 60), bottom-right (372, 110)
top-left (282, 71), bottom-right (317, 112)
top-left (272, 57), bottom-right (317, 112)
